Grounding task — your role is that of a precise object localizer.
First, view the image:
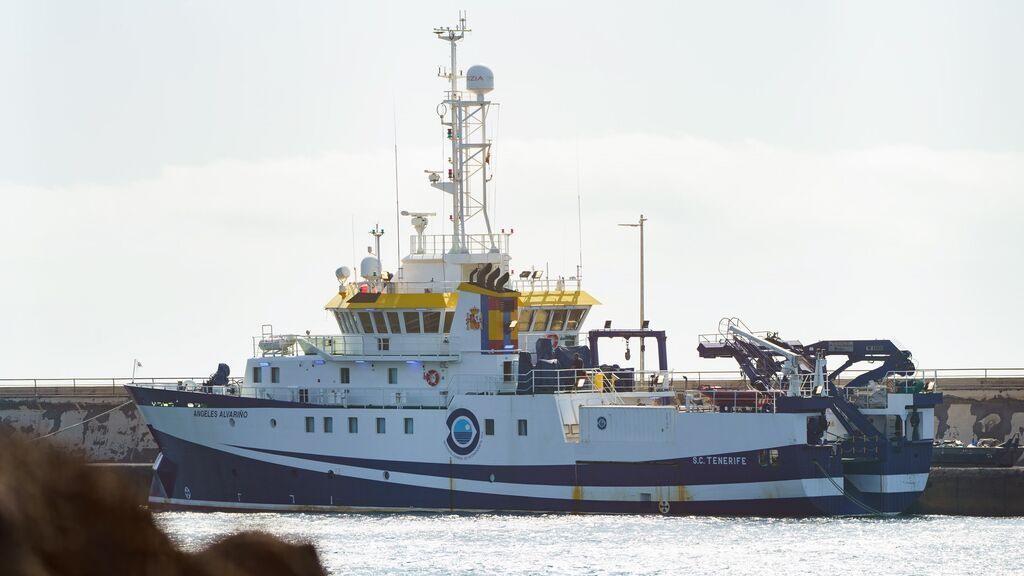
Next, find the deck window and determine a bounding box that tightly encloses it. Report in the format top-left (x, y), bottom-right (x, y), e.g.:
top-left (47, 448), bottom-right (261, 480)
top-left (271, 366), bottom-right (280, 384)
top-left (423, 311), bottom-right (441, 333)
top-left (376, 417), bottom-right (386, 434)
top-left (298, 389), bottom-right (309, 403)
top-left (443, 310), bottom-right (455, 333)
top-left (549, 309), bottom-right (567, 331)
top-left (517, 419), bottom-right (528, 436)
top-left (485, 419), bottom-right (495, 435)
top-left (387, 311), bottom-right (402, 334)
top-left (388, 367), bottom-right (398, 385)
top-left (323, 417), bottom-right (333, 433)
top-left (404, 311), bottom-right (421, 333)
top-left (339, 367), bottom-right (350, 384)
top-left (566, 309), bottom-right (586, 331)
top-left (378, 337), bottom-right (390, 351)
top-left (503, 361), bottom-right (513, 383)
top-left (252, 366), bottom-right (262, 383)
top-left (305, 417), bottom-right (314, 433)
top-left (404, 417), bottom-right (414, 434)
top-left (531, 309), bottom-right (549, 332)
top-left (358, 312), bottom-right (374, 333)
top-left (348, 417), bottom-right (358, 433)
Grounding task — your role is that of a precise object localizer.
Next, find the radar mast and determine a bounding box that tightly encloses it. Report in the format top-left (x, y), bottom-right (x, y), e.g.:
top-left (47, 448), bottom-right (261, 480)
top-left (431, 13), bottom-right (498, 254)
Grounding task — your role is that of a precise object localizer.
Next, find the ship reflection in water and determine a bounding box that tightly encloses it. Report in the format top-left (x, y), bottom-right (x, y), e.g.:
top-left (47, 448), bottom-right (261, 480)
top-left (157, 512), bottom-right (1021, 576)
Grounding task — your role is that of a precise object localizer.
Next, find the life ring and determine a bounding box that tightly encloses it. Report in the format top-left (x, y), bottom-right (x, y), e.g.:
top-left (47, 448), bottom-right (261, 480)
top-left (658, 500), bottom-right (670, 514)
top-left (423, 369), bottom-right (441, 387)
top-left (547, 333), bottom-right (559, 348)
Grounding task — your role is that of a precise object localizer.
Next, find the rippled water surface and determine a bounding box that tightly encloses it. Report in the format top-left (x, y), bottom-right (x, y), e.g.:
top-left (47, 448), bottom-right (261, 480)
top-left (156, 512), bottom-right (1024, 575)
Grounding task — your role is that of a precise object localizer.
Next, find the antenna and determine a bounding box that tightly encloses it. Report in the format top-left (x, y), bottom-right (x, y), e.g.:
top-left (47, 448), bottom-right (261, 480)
top-left (393, 96), bottom-right (401, 268)
top-left (576, 138), bottom-right (583, 281)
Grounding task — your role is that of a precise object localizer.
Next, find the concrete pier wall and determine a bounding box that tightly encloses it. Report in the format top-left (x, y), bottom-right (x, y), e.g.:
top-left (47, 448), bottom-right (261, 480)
top-left (0, 388), bottom-right (157, 463)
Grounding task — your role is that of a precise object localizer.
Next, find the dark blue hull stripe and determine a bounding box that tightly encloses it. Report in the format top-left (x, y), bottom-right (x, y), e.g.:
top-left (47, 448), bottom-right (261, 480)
top-left (228, 443), bottom-right (843, 487)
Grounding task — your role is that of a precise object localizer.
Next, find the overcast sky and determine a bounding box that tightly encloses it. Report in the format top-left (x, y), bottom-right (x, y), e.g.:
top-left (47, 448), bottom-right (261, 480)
top-left (3, 1), bottom-right (1023, 378)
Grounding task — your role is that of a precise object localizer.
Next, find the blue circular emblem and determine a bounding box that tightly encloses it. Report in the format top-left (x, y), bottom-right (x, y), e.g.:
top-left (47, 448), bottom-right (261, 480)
top-left (446, 408), bottom-right (481, 456)
top-left (597, 416), bottom-right (607, 430)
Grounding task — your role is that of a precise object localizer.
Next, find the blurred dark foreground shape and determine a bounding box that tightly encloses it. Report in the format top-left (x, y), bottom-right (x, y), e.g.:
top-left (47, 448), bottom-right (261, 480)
top-left (0, 432), bottom-right (327, 576)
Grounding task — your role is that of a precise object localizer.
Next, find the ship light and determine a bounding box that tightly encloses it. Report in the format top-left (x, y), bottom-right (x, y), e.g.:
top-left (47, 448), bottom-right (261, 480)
top-left (313, 359), bottom-right (325, 366)
top-left (259, 361), bottom-right (270, 367)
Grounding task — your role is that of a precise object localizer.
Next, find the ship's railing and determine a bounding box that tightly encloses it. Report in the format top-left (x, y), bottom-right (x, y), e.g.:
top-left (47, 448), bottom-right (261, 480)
top-left (253, 334), bottom-right (454, 358)
top-left (842, 384), bottom-right (888, 409)
top-left (134, 381), bottom-right (454, 409)
top-left (406, 233), bottom-right (508, 256)
top-left (511, 278), bottom-right (583, 293)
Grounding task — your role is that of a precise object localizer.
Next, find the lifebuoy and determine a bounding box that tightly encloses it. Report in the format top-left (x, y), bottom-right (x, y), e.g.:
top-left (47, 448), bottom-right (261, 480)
top-left (658, 500), bottom-right (670, 514)
top-left (547, 333), bottom-right (560, 348)
top-left (423, 369), bottom-right (441, 387)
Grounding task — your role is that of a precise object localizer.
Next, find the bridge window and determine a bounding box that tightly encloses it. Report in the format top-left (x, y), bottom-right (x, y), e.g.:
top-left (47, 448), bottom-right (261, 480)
top-left (443, 311), bottom-right (455, 333)
top-left (339, 367), bottom-right (350, 384)
top-left (358, 312), bottom-right (374, 333)
top-left (323, 417), bottom-right (333, 433)
top-left (373, 311), bottom-right (388, 333)
top-left (518, 309), bottom-right (534, 330)
top-left (531, 309), bottom-right (549, 332)
top-left (404, 417), bottom-right (414, 434)
top-left (423, 311), bottom-right (441, 333)
top-left (376, 417), bottom-right (386, 434)
top-left (388, 367), bottom-right (398, 384)
top-left (305, 417), bottom-right (314, 433)
top-left (271, 367), bottom-right (280, 384)
top-left (549, 309), bottom-right (567, 331)
top-left (252, 366), bottom-right (262, 383)
top-left (404, 311), bottom-right (421, 333)
top-left (348, 312), bottom-right (361, 333)
top-left (387, 311), bottom-right (402, 334)
top-left (566, 309), bottom-right (586, 331)
top-left (517, 419), bottom-right (528, 436)
top-left (348, 417), bottom-right (358, 433)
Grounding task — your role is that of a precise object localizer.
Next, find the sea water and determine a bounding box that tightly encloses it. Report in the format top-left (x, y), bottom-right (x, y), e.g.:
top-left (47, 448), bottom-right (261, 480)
top-left (156, 512), bottom-right (1024, 575)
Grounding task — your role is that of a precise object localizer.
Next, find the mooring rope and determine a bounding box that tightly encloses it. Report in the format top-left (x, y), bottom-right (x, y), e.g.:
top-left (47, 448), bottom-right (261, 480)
top-left (813, 459), bottom-right (884, 516)
top-left (33, 400), bottom-right (134, 440)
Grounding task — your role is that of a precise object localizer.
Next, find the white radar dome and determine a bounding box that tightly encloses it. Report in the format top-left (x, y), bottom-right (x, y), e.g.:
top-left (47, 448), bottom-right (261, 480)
top-left (335, 266), bottom-right (351, 284)
top-left (466, 65), bottom-right (494, 95)
top-left (360, 256), bottom-right (381, 280)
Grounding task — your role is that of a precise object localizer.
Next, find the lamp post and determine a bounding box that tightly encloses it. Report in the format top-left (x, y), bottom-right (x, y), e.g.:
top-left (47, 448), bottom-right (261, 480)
top-left (618, 214), bottom-right (647, 373)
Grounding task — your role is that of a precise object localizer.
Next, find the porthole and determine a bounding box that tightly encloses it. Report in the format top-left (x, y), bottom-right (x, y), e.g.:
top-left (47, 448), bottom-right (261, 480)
top-left (489, 473), bottom-right (495, 483)
top-left (229, 418), bottom-right (236, 427)
top-left (384, 471), bottom-right (391, 480)
top-left (270, 418), bottom-right (277, 428)
top-left (327, 470), bottom-right (335, 479)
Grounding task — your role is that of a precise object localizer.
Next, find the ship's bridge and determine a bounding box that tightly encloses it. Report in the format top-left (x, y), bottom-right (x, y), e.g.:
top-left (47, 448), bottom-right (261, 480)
top-left (324, 277), bottom-right (597, 351)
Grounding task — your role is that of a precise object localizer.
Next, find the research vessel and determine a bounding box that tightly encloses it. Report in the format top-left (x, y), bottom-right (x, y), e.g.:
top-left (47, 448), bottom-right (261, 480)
top-left (127, 17), bottom-right (942, 516)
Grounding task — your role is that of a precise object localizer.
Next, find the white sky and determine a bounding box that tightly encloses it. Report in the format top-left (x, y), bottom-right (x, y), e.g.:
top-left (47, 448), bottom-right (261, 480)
top-left (3, 1), bottom-right (1023, 378)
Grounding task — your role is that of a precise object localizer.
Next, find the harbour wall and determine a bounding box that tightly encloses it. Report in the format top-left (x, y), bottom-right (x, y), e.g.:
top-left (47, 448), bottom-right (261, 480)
top-left (2, 376), bottom-right (1023, 464)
